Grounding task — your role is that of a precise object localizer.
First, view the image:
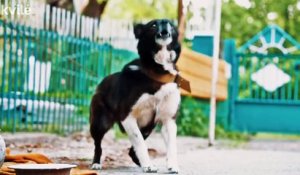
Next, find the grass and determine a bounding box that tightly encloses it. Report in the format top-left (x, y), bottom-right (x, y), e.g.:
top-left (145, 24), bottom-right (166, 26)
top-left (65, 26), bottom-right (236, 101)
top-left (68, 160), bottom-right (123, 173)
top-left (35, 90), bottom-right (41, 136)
top-left (113, 124), bottom-right (128, 139)
top-left (253, 133), bottom-right (300, 140)
top-left (0, 121), bottom-right (84, 135)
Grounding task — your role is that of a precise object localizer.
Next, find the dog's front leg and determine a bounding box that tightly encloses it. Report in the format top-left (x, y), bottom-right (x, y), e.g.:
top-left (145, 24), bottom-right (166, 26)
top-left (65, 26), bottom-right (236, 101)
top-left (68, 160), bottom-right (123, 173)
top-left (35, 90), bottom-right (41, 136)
top-left (162, 119), bottom-right (179, 174)
top-left (121, 115), bottom-right (158, 173)
top-left (155, 83), bottom-right (180, 173)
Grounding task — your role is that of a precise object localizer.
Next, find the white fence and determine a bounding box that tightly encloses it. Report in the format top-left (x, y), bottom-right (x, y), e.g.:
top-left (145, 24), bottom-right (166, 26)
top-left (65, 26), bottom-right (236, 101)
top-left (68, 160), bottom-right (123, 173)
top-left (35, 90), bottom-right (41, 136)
top-left (0, 0), bottom-right (137, 51)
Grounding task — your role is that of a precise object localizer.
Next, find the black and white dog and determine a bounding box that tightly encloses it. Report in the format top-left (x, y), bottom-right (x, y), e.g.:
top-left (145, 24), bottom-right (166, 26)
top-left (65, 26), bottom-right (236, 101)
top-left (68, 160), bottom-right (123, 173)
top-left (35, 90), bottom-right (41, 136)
top-left (90, 19), bottom-right (189, 173)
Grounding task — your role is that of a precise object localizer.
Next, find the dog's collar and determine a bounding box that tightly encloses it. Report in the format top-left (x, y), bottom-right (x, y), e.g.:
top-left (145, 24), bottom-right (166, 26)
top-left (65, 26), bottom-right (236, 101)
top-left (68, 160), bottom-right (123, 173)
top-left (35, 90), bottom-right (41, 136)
top-left (142, 69), bottom-right (191, 93)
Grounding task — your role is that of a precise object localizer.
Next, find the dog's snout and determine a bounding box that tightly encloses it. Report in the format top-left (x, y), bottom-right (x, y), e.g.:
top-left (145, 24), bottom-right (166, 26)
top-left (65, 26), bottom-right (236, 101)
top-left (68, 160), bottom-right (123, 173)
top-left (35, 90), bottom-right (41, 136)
top-left (154, 21), bottom-right (174, 45)
top-left (157, 30), bottom-right (171, 39)
top-left (161, 30), bottom-right (170, 37)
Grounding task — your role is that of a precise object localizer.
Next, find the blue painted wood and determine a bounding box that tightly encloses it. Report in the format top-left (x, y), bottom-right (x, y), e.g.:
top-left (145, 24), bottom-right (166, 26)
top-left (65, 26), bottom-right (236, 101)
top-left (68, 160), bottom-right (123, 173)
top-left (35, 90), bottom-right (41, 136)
top-left (192, 35), bottom-right (214, 57)
top-left (232, 101), bottom-right (300, 133)
top-left (0, 21), bottom-right (7, 128)
top-left (228, 25), bottom-right (300, 134)
top-left (224, 39), bottom-right (237, 130)
top-left (238, 25), bottom-right (300, 53)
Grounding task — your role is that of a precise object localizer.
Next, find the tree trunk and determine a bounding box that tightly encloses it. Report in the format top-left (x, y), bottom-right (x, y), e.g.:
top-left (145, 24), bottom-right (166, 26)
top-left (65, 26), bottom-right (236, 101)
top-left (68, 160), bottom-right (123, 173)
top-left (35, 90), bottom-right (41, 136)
top-left (81, 0), bottom-right (108, 18)
top-left (47, 0), bottom-right (109, 18)
top-left (177, 0), bottom-right (185, 42)
top-left (47, 0), bottom-right (73, 10)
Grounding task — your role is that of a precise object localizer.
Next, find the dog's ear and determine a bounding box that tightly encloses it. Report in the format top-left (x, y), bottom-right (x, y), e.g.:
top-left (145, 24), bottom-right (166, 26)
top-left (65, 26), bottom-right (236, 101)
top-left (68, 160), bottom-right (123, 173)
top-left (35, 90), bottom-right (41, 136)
top-left (134, 24), bottom-right (144, 39)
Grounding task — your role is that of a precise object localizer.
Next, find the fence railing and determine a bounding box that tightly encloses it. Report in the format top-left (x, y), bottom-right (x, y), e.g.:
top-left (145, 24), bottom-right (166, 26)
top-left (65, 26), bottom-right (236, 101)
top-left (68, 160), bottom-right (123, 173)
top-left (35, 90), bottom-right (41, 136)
top-left (0, 19), bottom-right (138, 133)
top-left (236, 53), bottom-right (300, 103)
top-left (1, 0), bottom-right (136, 49)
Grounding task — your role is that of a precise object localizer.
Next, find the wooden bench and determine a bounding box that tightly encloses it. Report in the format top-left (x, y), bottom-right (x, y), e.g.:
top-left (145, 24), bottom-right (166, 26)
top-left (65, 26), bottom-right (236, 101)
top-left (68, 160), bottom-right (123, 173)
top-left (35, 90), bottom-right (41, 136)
top-left (177, 48), bottom-right (228, 101)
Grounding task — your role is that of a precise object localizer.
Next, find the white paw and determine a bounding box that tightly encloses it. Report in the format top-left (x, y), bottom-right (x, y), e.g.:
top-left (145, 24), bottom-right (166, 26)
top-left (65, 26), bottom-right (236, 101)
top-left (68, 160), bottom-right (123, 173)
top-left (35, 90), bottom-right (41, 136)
top-left (170, 51), bottom-right (177, 61)
top-left (154, 51), bottom-right (165, 64)
top-left (91, 163), bottom-right (102, 170)
top-left (167, 166), bottom-right (179, 174)
top-left (142, 165), bottom-right (158, 173)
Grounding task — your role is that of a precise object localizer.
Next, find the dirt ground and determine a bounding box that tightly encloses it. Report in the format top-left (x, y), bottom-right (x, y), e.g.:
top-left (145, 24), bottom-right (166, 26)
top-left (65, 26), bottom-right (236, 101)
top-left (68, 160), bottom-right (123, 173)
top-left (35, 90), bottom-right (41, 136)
top-left (2, 131), bottom-right (300, 175)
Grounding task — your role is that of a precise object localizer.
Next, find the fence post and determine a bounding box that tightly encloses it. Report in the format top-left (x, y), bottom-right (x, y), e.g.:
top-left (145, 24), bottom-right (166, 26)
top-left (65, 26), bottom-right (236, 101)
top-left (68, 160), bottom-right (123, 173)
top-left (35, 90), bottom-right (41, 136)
top-left (224, 39), bottom-right (237, 130)
top-left (0, 21), bottom-right (6, 129)
top-left (208, 0), bottom-right (222, 146)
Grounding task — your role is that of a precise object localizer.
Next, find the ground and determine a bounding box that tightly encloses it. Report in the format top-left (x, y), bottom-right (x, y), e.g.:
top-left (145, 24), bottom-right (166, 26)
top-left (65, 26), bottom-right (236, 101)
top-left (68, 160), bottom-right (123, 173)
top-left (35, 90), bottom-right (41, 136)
top-left (2, 131), bottom-right (300, 175)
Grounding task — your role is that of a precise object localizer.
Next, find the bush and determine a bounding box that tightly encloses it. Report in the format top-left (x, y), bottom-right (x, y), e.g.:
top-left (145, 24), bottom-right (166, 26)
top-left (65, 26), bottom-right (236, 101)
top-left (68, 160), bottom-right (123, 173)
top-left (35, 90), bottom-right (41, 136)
top-left (177, 97), bottom-right (250, 140)
top-left (177, 97), bottom-right (209, 137)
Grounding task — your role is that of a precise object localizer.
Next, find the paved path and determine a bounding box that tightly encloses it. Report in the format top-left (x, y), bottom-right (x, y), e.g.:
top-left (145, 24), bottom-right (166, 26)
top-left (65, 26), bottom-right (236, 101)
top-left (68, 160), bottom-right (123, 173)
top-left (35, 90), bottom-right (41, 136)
top-left (2, 132), bottom-right (300, 175)
top-left (100, 147), bottom-right (300, 175)
top-left (99, 134), bottom-right (300, 175)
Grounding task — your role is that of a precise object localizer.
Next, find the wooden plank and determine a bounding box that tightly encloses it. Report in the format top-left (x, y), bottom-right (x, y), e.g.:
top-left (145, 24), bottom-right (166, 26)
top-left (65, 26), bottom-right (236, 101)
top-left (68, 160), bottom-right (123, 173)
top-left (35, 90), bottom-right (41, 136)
top-left (180, 47), bottom-right (227, 72)
top-left (180, 72), bottom-right (227, 100)
top-left (176, 48), bottom-right (228, 101)
top-left (177, 57), bottom-right (227, 85)
top-left (179, 72), bottom-right (227, 92)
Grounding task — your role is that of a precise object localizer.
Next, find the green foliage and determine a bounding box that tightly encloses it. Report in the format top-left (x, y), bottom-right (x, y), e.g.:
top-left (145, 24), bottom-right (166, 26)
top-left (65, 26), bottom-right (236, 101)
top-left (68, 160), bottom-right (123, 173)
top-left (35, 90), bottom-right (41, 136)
top-left (103, 0), bottom-right (178, 21)
top-left (221, 0), bottom-right (300, 47)
top-left (0, 123), bottom-right (64, 135)
top-left (177, 97), bottom-right (250, 140)
top-left (113, 124), bottom-right (128, 139)
top-left (177, 97), bottom-right (209, 137)
top-left (102, 0), bottom-right (300, 51)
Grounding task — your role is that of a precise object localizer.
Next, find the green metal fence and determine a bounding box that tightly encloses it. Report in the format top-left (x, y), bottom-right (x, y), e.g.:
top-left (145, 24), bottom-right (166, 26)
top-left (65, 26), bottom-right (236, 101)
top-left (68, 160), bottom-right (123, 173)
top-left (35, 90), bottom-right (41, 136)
top-left (0, 20), bottom-right (138, 133)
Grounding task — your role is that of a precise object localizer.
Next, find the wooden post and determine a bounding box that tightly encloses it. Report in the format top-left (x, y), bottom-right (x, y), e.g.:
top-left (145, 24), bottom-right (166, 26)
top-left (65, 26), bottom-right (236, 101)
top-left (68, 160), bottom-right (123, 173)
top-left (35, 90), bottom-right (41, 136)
top-left (177, 0), bottom-right (186, 42)
top-left (209, 0), bottom-right (222, 146)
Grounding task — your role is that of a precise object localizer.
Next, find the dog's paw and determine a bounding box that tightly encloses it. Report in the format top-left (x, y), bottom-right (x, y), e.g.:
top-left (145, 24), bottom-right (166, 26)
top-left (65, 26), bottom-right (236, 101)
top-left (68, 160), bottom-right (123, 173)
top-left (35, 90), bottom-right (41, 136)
top-left (91, 163), bottom-right (102, 170)
top-left (170, 51), bottom-right (177, 61)
top-left (167, 166), bottom-right (179, 174)
top-left (142, 165), bottom-right (158, 173)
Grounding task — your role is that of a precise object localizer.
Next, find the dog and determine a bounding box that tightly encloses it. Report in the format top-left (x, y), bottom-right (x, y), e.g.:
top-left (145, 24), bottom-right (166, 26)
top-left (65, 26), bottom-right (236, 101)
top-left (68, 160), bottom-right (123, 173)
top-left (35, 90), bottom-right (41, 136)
top-left (90, 19), bottom-right (190, 173)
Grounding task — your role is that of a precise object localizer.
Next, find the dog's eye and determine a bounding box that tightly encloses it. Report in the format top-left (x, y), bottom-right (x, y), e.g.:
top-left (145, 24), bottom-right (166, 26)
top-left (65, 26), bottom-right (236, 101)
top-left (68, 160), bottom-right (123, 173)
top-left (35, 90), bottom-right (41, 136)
top-left (152, 24), bottom-right (157, 28)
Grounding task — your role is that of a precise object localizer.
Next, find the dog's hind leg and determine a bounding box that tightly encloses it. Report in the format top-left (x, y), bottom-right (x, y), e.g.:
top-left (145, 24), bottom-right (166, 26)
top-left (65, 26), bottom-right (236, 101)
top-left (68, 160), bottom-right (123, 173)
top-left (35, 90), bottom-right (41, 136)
top-left (90, 120), bottom-right (113, 169)
top-left (129, 128), bottom-right (154, 166)
top-left (90, 131), bottom-right (104, 170)
top-left (90, 99), bottom-right (114, 170)
top-left (128, 132), bottom-right (149, 166)
top-left (129, 120), bottom-right (156, 166)
top-left (128, 146), bottom-right (140, 166)
top-left (122, 115), bottom-right (158, 173)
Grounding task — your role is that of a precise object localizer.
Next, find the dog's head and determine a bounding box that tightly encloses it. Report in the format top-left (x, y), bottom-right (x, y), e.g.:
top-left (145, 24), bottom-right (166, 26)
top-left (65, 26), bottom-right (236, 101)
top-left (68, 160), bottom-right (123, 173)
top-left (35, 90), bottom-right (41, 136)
top-left (134, 19), bottom-right (181, 74)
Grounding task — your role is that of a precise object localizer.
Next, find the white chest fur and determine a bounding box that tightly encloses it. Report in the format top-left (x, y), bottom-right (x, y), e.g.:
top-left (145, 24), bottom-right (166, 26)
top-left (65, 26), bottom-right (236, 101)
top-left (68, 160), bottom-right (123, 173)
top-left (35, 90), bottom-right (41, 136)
top-left (130, 83), bottom-right (180, 127)
top-left (154, 47), bottom-right (177, 75)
